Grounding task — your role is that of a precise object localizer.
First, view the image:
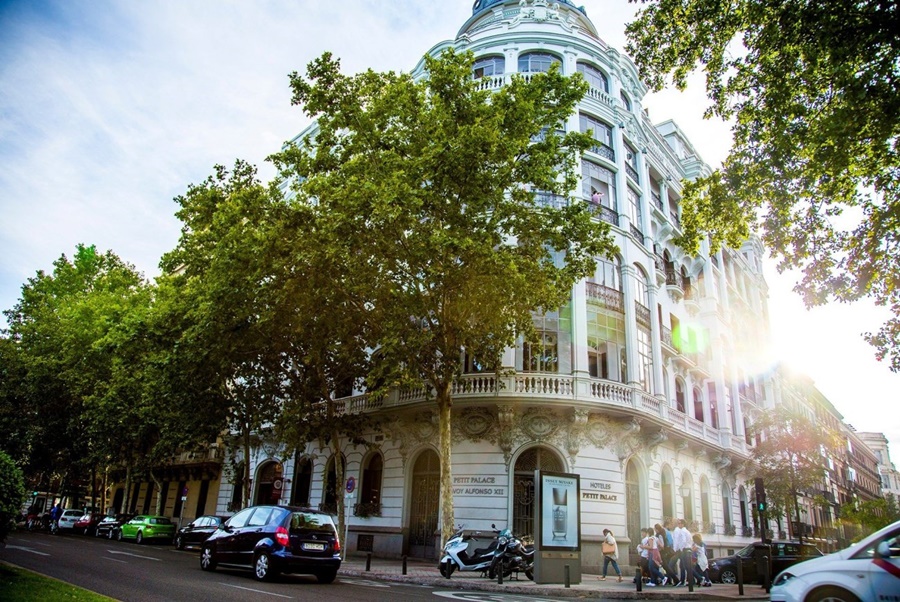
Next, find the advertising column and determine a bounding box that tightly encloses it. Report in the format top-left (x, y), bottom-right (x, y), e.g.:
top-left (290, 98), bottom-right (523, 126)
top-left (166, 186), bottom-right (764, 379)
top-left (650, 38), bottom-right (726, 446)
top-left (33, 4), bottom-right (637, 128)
top-left (534, 471), bottom-right (581, 584)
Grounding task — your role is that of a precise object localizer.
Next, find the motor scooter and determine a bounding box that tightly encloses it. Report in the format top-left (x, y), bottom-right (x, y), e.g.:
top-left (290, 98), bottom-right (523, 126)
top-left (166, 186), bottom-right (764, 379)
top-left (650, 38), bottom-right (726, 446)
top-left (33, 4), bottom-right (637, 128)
top-left (439, 524), bottom-right (501, 578)
top-left (489, 529), bottom-right (534, 580)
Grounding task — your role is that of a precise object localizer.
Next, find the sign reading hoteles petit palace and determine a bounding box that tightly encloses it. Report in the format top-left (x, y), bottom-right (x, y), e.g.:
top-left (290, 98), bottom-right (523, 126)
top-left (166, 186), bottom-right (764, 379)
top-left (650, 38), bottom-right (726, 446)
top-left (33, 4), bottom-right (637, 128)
top-left (534, 470), bottom-right (582, 585)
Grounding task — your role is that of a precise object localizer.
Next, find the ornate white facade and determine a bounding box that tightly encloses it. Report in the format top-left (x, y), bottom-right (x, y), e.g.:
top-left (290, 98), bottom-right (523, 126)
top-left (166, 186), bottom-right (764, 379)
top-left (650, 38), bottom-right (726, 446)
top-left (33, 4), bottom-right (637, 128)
top-left (217, 0), bottom-right (770, 570)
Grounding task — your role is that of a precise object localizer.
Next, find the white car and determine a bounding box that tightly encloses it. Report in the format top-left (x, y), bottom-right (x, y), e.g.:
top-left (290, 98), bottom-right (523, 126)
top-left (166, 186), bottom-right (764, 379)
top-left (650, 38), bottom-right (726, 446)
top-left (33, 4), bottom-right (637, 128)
top-left (770, 519), bottom-right (900, 602)
top-left (57, 509), bottom-right (85, 531)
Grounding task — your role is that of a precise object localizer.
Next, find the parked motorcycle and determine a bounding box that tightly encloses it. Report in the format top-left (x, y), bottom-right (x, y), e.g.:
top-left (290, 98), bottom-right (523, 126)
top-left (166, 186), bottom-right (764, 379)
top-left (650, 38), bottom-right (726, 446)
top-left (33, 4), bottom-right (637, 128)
top-left (439, 524), bottom-right (501, 578)
top-left (488, 528), bottom-right (534, 581)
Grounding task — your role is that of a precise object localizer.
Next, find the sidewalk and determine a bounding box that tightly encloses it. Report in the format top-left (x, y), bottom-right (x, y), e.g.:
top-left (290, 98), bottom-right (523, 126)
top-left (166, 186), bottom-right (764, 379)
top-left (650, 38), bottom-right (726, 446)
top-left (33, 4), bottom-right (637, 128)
top-left (339, 555), bottom-right (771, 600)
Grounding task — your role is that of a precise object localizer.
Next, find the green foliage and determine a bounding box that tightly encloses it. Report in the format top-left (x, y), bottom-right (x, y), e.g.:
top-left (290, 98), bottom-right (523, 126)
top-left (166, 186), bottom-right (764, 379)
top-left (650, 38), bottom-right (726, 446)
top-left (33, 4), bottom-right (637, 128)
top-left (749, 404), bottom-right (840, 535)
top-left (0, 450), bottom-right (26, 543)
top-left (841, 493), bottom-right (900, 536)
top-left (0, 564), bottom-right (115, 601)
top-left (272, 48), bottom-right (616, 544)
top-left (626, 0), bottom-right (900, 369)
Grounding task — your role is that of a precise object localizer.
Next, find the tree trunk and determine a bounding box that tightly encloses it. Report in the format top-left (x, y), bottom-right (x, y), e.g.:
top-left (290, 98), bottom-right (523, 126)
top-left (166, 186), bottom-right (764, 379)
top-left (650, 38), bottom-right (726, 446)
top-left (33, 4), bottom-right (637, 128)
top-left (332, 423), bottom-right (345, 559)
top-left (123, 465), bottom-right (132, 514)
top-left (437, 382), bottom-right (454, 549)
top-left (101, 466), bottom-right (108, 515)
top-left (151, 472), bottom-right (164, 516)
top-left (793, 494), bottom-right (803, 545)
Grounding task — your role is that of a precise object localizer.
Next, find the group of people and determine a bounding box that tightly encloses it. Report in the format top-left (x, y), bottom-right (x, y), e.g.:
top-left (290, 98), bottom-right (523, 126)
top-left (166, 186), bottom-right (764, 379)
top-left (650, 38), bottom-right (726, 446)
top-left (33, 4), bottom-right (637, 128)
top-left (600, 518), bottom-right (713, 587)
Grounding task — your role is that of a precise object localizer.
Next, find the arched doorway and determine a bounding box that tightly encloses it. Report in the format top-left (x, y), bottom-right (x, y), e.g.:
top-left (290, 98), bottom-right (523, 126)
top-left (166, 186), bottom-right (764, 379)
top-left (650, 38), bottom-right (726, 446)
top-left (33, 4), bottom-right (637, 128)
top-left (254, 460), bottom-right (283, 505)
top-left (625, 459), bottom-right (643, 564)
top-left (291, 456), bottom-right (312, 506)
top-left (321, 454), bottom-right (346, 514)
top-left (409, 449), bottom-right (440, 559)
top-left (513, 446), bottom-right (563, 538)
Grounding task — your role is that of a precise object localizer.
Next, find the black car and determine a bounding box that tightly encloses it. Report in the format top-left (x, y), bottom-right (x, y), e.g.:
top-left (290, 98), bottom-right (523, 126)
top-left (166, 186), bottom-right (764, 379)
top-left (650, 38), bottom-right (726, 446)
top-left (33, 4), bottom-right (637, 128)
top-left (200, 505), bottom-right (341, 583)
top-left (175, 515), bottom-right (228, 550)
top-left (709, 541), bottom-right (824, 584)
top-left (95, 513), bottom-right (134, 539)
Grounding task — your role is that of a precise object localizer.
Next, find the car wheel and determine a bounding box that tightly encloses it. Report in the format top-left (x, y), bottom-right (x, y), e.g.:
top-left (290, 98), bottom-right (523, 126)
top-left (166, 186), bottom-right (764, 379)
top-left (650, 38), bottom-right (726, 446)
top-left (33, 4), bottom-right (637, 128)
top-left (200, 545), bottom-right (217, 571)
top-left (807, 587), bottom-right (861, 602)
top-left (84, 528), bottom-right (90, 536)
top-left (116, 529), bottom-right (123, 541)
top-left (253, 552), bottom-right (278, 582)
top-left (136, 531), bottom-right (143, 545)
top-left (316, 570), bottom-right (337, 584)
top-left (175, 535), bottom-right (183, 550)
top-left (719, 568), bottom-right (737, 584)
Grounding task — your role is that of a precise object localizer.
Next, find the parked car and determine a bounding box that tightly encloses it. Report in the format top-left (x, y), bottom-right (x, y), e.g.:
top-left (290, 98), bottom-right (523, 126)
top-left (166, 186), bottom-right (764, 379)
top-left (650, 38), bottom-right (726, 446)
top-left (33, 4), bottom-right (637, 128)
top-left (175, 515), bottom-right (229, 550)
top-left (709, 541), bottom-right (824, 584)
top-left (200, 505), bottom-right (341, 583)
top-left (771, 519), bottom-right (900, 602)
top-left (74, 512), bottom-right (103, 536)
top-left (118, 515), bottom-right (176, 544)
top-left (96, 513), bottom-right (133, 539)
top-left (57, 509), bottom-right (85, 532)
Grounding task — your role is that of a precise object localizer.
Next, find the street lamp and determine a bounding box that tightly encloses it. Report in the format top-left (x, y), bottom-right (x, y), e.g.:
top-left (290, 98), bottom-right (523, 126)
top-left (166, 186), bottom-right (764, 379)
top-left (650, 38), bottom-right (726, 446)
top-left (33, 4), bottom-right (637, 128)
top-left (679, 484), bottom-right (692, 498)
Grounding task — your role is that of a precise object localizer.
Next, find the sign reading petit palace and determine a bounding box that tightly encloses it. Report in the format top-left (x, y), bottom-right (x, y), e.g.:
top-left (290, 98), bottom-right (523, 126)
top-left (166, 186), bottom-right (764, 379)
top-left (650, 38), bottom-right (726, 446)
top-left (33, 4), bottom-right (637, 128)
top-left (581, 480), bottom-right (618, 502)
top-left (452, 475), bottom-right (505, 496)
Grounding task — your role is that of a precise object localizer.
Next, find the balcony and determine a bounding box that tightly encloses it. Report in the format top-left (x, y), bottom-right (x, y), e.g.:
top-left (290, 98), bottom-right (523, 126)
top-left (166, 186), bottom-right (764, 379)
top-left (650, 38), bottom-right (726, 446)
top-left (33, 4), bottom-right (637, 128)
top-left (651, 190), bottom-right (663, 212)
top-left (588, 142), bottom-right (616, 162)
top-left (585, 282), bottom-right (624, 313)
top-left (635, 302), bottom-right (651, 329)
top-left (589, 203), bottom-right (618, 226)
top-left (630, 223), bottom-right (644, 244)
top-left (665, 268), bottom-right (684, 301)
top-left (625, 163), bottom-right (640, 184)
top-left (533, 191), bottom-right (568, 209)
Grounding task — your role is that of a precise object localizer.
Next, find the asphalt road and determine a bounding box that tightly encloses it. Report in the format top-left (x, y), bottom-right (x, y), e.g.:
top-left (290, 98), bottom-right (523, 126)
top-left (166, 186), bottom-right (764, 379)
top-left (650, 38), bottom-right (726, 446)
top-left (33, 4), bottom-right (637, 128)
top-left (0, 531), bottom-right (571, 602)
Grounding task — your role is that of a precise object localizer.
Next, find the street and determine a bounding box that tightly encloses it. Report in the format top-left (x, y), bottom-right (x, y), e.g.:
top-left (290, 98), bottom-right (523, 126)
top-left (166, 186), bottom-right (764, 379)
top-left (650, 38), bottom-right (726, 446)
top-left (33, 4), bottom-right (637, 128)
top-left (0, 531), bottom-right (572, 602)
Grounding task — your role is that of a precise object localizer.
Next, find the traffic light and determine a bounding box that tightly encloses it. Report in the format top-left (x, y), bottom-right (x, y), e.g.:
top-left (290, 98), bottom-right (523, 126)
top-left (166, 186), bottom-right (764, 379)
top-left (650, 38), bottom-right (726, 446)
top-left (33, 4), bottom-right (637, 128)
top-left (755, 478), bottom-right (767, 513)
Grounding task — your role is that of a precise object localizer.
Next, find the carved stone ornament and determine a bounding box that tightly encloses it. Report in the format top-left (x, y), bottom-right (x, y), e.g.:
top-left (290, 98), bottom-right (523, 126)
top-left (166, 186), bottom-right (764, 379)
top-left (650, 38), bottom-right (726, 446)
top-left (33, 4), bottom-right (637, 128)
top-left (385, 410), bottom-right (437, 469)
top-left (455, 406), bottom-right (497, 443)
top-left (522, 407), bottom-right (560, 440)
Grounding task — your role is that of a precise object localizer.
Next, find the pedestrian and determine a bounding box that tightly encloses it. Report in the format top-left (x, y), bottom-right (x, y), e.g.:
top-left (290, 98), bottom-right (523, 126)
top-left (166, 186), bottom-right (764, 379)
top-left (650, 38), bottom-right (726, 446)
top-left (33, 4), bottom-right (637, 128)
top-left (49, 502), bottom-right (62, 534)
top-left (599, 528), bottom-right (623, 582)
top-left (655, 523), bottom-right (673, 583)
top-left (691, 532), bottom-right (712, 586)
top-left (671, 518), bottom-right (692, 586)
top-left (635, 528), bottom-right (651, 584)
top-left (641, 526), bottom-right (666, 586)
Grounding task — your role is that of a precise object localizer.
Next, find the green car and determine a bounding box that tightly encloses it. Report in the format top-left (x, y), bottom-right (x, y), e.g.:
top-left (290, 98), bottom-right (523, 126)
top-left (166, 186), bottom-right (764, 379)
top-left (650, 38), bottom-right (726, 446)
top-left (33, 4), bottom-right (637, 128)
top-left (117, 515), bottom-right (176, 544)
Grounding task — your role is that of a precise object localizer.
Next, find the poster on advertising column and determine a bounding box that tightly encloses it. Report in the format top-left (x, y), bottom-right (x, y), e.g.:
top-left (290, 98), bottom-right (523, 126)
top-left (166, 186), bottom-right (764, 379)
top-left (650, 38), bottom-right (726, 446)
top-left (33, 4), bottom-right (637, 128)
top-left (537, 471), bottom-right (580, 550)
top-left (534, 470), bottom-right (581, 584)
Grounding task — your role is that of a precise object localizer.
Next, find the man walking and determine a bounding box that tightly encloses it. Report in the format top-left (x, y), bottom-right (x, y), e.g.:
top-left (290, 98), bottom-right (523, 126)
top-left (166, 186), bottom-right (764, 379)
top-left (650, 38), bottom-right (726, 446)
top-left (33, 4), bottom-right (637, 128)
top-left (671, 518), bottom-right (692, 586)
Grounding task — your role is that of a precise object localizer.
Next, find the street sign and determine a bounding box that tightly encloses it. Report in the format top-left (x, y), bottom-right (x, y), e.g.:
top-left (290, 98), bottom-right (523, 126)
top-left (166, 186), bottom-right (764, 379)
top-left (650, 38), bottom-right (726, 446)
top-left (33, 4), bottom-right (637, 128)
top-left (346, 476), bottom-right (356, 494)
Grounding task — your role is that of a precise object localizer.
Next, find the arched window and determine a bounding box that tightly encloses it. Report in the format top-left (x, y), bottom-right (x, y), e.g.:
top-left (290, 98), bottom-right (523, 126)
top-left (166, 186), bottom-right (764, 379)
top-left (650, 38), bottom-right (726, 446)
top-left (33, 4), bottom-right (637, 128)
top-left (473, 55), bottom-right (505, 79)
top-left (620, 90), bottom-right (632, 111)
top-left (722, 482), bottom-right (733, 529)
top-left (577, 62), bottom-right (609, 92)
top-left (693, 387), bottom-right (704, 422)
top-left (579, 113), bottom-right (614, 159)
top-left (675, 378), bottom-right (686, 413)
top-left (661, 465), bottom-right (675, 521)
top-left (358, 453), bottom-right (383, 515)
top-left (291, 456), bottom-right (312, 506)
top-left (681, 471), bottom-right (694, 522)
top-left (739, 486), bottom-right (749, 529)
top-left (700, 477), bottom-right (711, 528)
top-left (518, 52), bottom-right (560, 73)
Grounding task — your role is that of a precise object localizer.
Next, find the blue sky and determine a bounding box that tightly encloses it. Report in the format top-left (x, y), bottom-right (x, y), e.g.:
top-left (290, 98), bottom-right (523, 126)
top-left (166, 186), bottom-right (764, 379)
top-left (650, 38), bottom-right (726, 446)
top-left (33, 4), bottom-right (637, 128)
top-left (2, 0), bottom-right (898, 458)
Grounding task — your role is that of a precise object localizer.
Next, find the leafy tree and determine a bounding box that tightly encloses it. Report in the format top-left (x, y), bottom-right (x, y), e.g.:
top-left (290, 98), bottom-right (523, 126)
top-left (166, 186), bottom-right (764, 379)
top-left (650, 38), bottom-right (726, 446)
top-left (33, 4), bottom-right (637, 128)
top-left (272, 48), bottom-right (616, 545)
top-left (160, 161), bottom-right (292, 510)
top-left (626, 0), bottom-right (900, 369)
top-left (749, 404), bottom-right (840, 543)
top-left (841, 494), bottom-right (900, 537)
top-left (0, 450), bottom-right (26, 544)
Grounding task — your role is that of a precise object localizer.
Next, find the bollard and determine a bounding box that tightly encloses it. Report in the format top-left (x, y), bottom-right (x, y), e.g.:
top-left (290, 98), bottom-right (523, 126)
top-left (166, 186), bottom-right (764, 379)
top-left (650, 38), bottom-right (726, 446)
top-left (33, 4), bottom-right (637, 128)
top-left (763, 555), bottom-right (771, 593)
top-left (635, 568), bottom-right (642, 592)
top-left (688, 555), bottom-right (694, 592)
top-left (565, 564), bottom-right (570, 588)
top-left (366, 552), bottom-right (372, 572)
top-left (737, 556), bottom-right (744, 596)
top-left (402, 555), bottom-right (407, 575)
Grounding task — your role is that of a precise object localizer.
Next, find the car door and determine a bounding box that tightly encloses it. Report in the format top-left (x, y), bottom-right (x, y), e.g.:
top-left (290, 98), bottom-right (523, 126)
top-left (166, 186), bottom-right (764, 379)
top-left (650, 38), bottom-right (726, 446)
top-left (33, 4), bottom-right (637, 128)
top-left (122, 516), bottom-right (142, 539)
top-left (217, 509), bottom-right (254, 563)
top-left (185, 517), bottom-right (209, 546)
top-left (235, 507), bottom-right (277, 565)
top-left (860, 526), bottom-right (900, 599)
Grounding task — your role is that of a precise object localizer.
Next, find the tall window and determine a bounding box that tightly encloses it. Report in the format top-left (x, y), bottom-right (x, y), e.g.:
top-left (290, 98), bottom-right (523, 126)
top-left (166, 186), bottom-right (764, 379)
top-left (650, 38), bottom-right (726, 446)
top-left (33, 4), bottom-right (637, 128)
top-left (620, 90), bottom-right (632, 111)
top-left (627, 187), bottom-right (643, 233)
top-left (359, 453), bottom-right (383, 512)
top-left (708, 383), bottom-right (719, 428)
top-left (577, 62), bottom-right (609, 92)
top-left (661, 466), bottom-right (675, 520)
top-left (582, 160), bottom-right (617, 206)
top-left (591, 256), bottom-right (621, 290)
top-left (518, 52), bottom-right (560, 73)
top-left (523, 331), bottom-right (559, 372)
top-left (291, 456), bottom-right (312, 506)
top-left (701, 478), bottom-right (711, 527)
top-left (636, 327), bottom-right (653, 392)
top-left (473, 55), bottom-right (504, 79)
top-left (693, 387), bottom-right (704, 422)
top-left (675, 379), bottom-right (686, 413)
top-left (579, 114), bottom-right (614, 157)
top-left (633, 267), bottom-right (651, 309)
top-left (681, 472), bottom-right (694, 521)
top-left (321, 454), bottom-right (345, 514)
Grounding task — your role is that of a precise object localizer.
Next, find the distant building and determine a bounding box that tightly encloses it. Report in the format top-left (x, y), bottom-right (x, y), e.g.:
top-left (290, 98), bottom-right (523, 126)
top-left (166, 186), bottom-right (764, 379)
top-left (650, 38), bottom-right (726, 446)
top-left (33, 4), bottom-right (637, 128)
top-left (857, 432), bottom-right (900, 498)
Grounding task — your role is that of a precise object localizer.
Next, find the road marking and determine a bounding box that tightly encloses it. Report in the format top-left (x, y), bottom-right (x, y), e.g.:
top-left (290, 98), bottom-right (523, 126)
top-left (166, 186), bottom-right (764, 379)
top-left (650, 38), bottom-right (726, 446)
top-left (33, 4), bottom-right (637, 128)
top-left (433, 593), bottom-right (564, 602)
top-left (340, 577), bottom-right (391, 587)
top-left (102, 557), bottom-right (128, 563)
top-left (5, 545), bottom-right (50, 556)
top-left (106, 550), bottom-right (160, 561)
top-left (218, 583), bottom-right (293, 598)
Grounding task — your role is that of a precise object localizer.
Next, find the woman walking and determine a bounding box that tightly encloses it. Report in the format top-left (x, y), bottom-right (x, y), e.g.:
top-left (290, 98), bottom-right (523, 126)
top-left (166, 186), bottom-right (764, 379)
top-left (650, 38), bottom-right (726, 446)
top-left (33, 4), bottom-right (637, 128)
top-left (691, 532), bottom-right (712, 586)
top-left (599, 528), bottom-right (623, 582)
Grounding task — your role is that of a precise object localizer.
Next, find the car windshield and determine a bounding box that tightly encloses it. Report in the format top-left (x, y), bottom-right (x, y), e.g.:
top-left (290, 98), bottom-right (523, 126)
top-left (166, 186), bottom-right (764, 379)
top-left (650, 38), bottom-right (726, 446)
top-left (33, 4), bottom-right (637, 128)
top-left (736, 544), bottom-right (755, 558)
top-left (289, 512), bottom-right (335, 534)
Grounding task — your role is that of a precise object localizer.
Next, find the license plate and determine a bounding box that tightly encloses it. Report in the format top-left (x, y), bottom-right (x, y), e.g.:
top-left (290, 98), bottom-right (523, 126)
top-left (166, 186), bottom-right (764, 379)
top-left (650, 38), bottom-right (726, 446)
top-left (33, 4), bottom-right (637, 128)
top-left (302, 542), bottom-right (325, 551)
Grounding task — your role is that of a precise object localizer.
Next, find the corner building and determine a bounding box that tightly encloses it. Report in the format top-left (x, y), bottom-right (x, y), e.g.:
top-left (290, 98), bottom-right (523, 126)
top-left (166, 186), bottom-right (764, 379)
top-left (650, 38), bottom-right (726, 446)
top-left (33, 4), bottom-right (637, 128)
top-left (220, 0), bottom-right (768, 571)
